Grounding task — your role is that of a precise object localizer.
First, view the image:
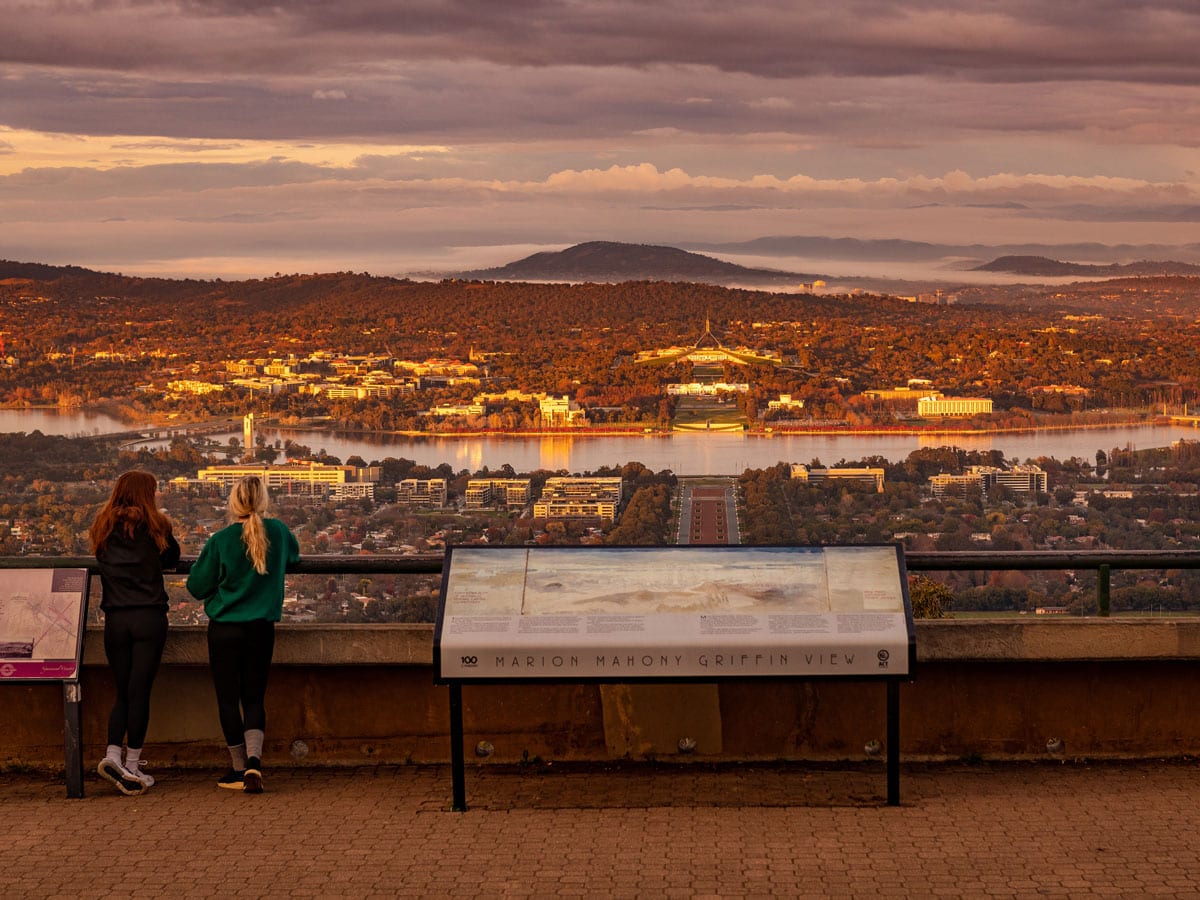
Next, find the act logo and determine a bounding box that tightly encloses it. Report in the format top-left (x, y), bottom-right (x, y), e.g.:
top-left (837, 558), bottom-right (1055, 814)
top-left (876, 649), bottom-right (890, 669)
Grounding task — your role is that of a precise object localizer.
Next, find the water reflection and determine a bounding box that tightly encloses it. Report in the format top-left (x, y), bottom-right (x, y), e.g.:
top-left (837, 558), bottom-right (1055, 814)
top-left (4, 408), bottom-right (1199, 475)
top-left (538, 436), bottom-right (574, 472)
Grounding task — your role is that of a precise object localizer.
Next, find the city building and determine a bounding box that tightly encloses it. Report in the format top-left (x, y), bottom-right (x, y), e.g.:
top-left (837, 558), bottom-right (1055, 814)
top-left (166, 379), bottom-right (226, 395)
top-left (928, 464), bottom-right (1048, 498)
top-left (969, 465), bottom-right (1049, 495)
top-left (790, 464), bottom-right (885, 493)
top-left (767, 394), bottom-right (805, 411)
top-left (329, 482), bottom-right (375, 500)
top-left (465, 478), bottom-right (532, 511)
top-left (396, 478), bottom-right (448, 507)
top-left (476, 390), bottom-right (538, 404)
top-left (666, 382), bottom-right (749, 396)
top-left (316, 379), bottom-right (414, 399)
top-left (635, 318), bottom-right (782, 367)
top-left (862, 386), bottom-right (941, 403)
top-left (173, 462), bottom-right (376, 497)
top-left (929, 472), bottom-right (985, 497)
top-left (394, 358), bottom-right (481, 377)
top-left (539, 395), bottom-right (587, 426)
top-left (918, 396), bottom-right (993, 417)
top-left (230, 377), bottom-right (292, 395)
top-left (226, 359), bottom-right (260, 376)
top-left (425, 401), bottom-right (485, 418)
top-left (533, 477), bottom-right (624, 521)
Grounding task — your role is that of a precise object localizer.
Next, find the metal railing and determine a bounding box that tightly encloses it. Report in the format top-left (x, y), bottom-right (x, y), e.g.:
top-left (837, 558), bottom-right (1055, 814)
top-left (0, 554), bottom-right (444, 575)
top-left (5, 548), bottom-right (1200, 616)
top-left (905, 549), bottom-right (1200, 615)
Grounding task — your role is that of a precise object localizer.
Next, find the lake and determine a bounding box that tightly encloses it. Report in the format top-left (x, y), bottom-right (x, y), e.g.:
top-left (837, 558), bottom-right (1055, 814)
top-left (4, 408), bottom-right (1198, 475)
top-left (0, 407), bottom-right (139, 436)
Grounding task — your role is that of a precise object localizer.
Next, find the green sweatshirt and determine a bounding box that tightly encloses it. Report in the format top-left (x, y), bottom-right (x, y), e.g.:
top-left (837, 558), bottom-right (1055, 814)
top-left (186, 517), bottom-right (300, 622)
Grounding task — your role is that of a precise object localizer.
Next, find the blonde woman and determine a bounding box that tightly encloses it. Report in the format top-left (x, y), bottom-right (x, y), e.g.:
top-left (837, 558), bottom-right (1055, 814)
top-left (186, 475), bottom-right (298, 794)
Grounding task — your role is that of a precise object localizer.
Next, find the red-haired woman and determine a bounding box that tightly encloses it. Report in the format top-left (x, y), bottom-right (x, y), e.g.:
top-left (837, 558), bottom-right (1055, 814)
top-left (89, 470), bottom-right (180, 796)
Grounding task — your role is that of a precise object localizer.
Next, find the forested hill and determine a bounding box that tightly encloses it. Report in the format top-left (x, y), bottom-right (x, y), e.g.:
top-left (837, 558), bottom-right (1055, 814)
top-left (9, 263), bottom-right (1200, 427)
top-left (975, 256), bottom-right (1200, 277)
top-left (1, 267), bottom-right (881, 361)
top-left (6, 260), bottom-right (1200, 367)
top-left (456, 241), bottom-right (820, 285)
top-left (0, 259), bottom-right (108, 281)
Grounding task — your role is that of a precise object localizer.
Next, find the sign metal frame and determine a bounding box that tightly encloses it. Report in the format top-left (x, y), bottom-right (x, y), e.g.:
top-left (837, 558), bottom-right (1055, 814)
top-left (0, 568), bottom-right (92, 797)
top-left (435, 544), bottom-right (915, 809)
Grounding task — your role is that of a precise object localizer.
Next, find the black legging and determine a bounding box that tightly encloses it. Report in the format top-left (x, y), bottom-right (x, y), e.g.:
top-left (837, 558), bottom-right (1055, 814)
top-left (206, 619), bottom-right (275, 747)
top-left (103, 607), bottom-right (168, 750)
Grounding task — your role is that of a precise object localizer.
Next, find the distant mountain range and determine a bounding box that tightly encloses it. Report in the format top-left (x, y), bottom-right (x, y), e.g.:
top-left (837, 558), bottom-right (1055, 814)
top-left (8, 238), bottom-right (1200, 297)
top-left (453, 239), bottom-right (1200, 289)
top-left (683, 235), bottom-right (1200, 266)
top-left (455, 241), bottom-right (823, 285)
top-left (973, 256), bottom-right (1200, 277)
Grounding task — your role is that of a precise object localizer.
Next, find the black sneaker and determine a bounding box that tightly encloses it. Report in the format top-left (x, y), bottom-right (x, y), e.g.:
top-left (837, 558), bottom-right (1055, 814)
top-left (97, 758), bottom-right (145, 796)
top-left (243, 757), bottom-right (263, 794)
top-left (217, 769), bottom-right (245, 790)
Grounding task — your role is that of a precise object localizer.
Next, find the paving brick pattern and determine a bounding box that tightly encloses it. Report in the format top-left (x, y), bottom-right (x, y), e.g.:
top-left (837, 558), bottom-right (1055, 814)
top-left (4, 760), bottom-right (1200, 898)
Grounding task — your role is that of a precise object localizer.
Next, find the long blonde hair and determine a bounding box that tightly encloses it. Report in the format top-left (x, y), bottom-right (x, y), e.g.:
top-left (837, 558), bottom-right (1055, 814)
top-left (228, 475), bottom-right (271, 575)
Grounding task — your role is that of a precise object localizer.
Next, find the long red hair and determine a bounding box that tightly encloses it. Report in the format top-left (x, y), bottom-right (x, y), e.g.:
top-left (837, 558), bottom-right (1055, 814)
top-left (89, 470), bottom-right (174, 554)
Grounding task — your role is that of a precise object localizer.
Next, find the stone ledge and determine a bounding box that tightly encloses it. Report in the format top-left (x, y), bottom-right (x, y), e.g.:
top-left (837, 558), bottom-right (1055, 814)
top-left (917, 618), bottom-right (1200, 661)
top-left (81, 618), bottom-right (1200, 667)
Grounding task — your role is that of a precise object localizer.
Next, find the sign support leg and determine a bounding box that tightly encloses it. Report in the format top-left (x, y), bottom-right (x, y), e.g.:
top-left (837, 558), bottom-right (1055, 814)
top-left (886, 680), bottom-right (900, 806)
top-left (63, 681), bottom-right (84, 799)
top-left (450, 682), bottom-right (467, 811)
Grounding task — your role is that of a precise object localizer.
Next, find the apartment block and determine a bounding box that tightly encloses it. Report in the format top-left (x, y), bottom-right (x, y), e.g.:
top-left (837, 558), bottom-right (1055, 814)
top-left (968, 465), bottom-right (1049, 495)
top-left (396, 478), bottom-right (449, 507)
top-left (929, 464), bottom-right (1048, 498)
top-left (465, 478), bottom-right (532, 511)
top-left (929, 472), bottom-right (985, 497)
top-left (533, 476), bottom-right (623, 521)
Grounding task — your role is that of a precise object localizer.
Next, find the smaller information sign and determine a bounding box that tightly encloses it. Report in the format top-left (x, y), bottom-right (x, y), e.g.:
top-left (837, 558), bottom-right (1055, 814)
top-left (0, 569), bottom-right (90, 680)
top-left (435, 545), bottom-right (913, 681)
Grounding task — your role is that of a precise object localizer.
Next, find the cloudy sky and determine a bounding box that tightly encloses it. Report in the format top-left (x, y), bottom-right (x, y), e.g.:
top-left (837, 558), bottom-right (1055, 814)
top-left (2, 0), bottom-right (1200, 278)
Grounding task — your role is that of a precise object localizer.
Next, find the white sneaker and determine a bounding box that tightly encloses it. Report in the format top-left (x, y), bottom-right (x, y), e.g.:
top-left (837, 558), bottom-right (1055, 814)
top-left (126, 763), bottom-right (155, 788)
top-left (97, 758), bottom-right (145, 796)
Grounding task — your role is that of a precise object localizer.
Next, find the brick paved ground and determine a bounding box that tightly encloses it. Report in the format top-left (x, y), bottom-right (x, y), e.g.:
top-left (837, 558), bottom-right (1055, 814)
top-left (4, 759), bottom-right (1200, 898)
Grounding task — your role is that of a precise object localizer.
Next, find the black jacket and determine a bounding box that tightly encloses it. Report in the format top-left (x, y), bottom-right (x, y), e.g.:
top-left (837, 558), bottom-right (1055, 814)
top-left (96, 525), bottom-right (181, 611)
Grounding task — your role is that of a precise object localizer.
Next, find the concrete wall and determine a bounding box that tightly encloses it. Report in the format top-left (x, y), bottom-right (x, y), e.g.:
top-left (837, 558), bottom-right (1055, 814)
top-left (4, 620), bottom-right (1200, 771)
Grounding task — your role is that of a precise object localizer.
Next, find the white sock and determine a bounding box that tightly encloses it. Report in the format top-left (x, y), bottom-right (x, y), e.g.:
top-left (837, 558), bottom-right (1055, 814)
top-left (245, 729), bottom-right (265, 762)
top-left (228, 743), bottom-right (247, 770)
top-left (125, 748), bottom-right (142, 773)
top-left (105, 744), bottom-right (123, 765)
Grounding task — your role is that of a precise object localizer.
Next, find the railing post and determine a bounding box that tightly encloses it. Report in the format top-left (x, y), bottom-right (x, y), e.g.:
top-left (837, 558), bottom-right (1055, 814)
top-left (449, 682), bottom-right (467, 812)
top-left (1098, 564), bottom-right (1111, 617)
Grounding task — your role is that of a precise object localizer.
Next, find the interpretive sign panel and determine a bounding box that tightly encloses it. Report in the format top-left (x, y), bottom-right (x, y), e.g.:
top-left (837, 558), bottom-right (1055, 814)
top-left (0, 569), bottom-right (90, 680)
top-left (435, 545), bottom-right (913, 682)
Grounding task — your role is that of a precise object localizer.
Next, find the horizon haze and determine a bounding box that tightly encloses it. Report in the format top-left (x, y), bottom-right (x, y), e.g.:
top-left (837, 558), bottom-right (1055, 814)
top-left (3, 2), bottom-right (1200, 280)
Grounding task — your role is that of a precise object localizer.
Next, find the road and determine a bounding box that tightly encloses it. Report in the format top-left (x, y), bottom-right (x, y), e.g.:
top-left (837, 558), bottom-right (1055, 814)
top-left (677, 477), bottom-right (740, 545)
